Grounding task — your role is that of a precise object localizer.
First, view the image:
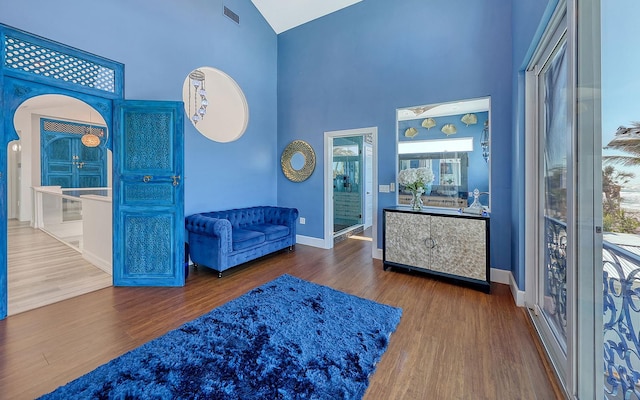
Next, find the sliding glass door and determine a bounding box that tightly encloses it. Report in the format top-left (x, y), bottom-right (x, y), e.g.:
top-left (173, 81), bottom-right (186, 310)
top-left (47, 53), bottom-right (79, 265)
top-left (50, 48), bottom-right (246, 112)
top-left (525, 1), bottom-right (603, 397)
top-left (533, 22), bottom-right (571, 387)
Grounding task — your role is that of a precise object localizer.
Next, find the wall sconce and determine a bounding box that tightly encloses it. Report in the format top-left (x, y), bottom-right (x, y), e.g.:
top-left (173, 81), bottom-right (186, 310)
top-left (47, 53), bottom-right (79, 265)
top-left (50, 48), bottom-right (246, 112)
top-left (441, 123), bottom-right (457, 136)
top-left (461, 113), bottom-right (478, 126)
top-left (421, 118), bottom-right (436, 129)
top-left (481, 120), bottom-right (489, 162)
top-left (188, 69), bottom-right (209, 125)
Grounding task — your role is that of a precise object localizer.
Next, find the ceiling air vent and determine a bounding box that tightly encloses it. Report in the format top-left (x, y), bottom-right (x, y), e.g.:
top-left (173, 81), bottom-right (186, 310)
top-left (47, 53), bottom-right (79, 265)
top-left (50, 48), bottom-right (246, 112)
top-left (224, 6), bottom-right (240, 24)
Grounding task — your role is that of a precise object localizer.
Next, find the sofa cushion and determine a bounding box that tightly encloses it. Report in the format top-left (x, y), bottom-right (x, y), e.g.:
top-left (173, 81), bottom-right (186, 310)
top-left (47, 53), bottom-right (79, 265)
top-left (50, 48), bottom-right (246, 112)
top-left (250, 224), bottom-right (290, 241)
top-left (232, 229), bottom-right (265, 251)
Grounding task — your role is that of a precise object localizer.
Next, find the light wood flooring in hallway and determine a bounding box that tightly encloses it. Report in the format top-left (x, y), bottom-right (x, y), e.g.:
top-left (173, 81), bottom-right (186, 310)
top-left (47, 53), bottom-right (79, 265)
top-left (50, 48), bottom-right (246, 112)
top-left (1, 234), bottom-right (562, 399)
top-left (7, 219), bottom-right (112, 315)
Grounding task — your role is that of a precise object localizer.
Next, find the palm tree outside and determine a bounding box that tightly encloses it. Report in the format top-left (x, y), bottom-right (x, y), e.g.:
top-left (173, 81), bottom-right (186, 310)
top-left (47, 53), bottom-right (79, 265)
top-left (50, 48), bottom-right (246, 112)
top-left (603, 122), bottom-right (640, 233)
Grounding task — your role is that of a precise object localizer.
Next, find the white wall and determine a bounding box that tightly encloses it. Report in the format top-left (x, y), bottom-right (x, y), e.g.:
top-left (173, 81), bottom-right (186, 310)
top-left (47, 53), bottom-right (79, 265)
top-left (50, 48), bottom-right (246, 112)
top-left (11, 97), bottom-right (111, 222)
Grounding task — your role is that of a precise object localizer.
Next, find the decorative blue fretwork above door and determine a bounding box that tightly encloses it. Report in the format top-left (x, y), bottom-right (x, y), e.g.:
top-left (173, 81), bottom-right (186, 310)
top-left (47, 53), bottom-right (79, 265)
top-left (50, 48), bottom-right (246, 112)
top-left (40, 118), bottom-right (107, 188)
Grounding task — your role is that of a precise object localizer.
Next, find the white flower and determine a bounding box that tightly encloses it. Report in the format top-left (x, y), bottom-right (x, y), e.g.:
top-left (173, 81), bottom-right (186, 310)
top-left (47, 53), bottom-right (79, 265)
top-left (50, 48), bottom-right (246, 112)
top-left (398, 167), bottom-right (434, 192)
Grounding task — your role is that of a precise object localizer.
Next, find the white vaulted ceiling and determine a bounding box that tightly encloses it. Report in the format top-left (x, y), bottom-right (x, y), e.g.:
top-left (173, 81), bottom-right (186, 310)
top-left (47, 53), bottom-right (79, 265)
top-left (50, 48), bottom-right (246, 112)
top-left (251, 0), bottom-right (362, 34)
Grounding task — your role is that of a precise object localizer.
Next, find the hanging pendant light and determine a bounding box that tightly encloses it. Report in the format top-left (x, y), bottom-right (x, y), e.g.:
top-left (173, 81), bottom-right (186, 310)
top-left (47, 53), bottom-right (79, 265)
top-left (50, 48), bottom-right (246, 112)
top-left (81, 111), bottom-right (100, 148)
top-left (189, 69), bottom-right (208, 125)
top-left (81, 129), bottom-right (100, 148)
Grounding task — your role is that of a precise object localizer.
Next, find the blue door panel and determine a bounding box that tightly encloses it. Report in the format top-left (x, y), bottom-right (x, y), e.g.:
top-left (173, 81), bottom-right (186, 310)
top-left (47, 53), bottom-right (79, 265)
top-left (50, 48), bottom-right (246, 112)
top-left (122, 181), bottom-right (176, 206)
top-left (113, 100), bottom-right (184, 287)
top-left (120, 211), bottom-right (178, 282)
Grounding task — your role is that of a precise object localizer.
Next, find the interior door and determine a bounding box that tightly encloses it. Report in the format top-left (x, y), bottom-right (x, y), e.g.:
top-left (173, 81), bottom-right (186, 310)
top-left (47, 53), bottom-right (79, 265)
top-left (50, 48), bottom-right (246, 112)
top-left (41, 129), bottom-right (107, 188)
top-left (113, 100), bottom-right (184, 286)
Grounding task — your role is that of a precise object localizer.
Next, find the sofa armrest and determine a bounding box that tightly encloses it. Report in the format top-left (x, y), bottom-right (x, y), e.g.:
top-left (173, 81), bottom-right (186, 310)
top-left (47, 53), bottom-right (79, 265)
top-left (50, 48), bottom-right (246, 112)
top-left (185, 214), bottom-right (232, 252)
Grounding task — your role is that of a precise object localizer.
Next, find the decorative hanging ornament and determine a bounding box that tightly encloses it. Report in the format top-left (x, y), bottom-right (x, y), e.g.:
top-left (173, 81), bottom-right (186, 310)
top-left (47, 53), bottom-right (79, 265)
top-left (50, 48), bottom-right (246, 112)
top-left (189, 69), bottom-right (208, 125)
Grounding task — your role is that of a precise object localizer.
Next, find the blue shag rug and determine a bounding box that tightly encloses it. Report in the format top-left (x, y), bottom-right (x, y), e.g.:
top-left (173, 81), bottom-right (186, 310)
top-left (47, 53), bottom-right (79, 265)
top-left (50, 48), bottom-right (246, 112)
top-left (40, 274), bottom-right (402, 399)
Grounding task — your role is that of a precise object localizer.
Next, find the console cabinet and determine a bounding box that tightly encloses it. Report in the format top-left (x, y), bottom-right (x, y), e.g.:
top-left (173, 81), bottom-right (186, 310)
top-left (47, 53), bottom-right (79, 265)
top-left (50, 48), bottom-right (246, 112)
top-left (383, 207), bottom-right (490, 292)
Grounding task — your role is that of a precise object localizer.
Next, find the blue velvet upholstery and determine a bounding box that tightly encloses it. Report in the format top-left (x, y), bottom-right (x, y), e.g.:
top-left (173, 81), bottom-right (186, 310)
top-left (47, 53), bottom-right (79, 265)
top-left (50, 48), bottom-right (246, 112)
top-left (185, 206), bottom-right (298, 276)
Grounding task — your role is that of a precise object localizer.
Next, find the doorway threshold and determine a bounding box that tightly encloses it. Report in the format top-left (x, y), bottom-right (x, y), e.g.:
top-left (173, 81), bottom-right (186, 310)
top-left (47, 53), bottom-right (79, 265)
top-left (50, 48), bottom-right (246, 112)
top-left (333, 224), bottom-right (364, 244)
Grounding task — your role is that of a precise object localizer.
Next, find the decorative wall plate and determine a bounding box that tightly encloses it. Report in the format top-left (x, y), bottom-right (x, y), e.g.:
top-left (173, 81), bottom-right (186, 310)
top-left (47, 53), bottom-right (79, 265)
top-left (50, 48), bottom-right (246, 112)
top-left (421, 118), bottom-right (436, 129)
top-left (281, 140), bottom-right (316, 182)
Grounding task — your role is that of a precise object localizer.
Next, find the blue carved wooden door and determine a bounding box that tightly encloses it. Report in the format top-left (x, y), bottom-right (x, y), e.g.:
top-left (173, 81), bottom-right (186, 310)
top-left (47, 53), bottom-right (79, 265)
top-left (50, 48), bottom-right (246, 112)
top-left (41, 119), bottom-right (107, 188)
top-left (42, 134), bottom-right (107, 188)
top-left (113, 100), bottom-right (184, 286)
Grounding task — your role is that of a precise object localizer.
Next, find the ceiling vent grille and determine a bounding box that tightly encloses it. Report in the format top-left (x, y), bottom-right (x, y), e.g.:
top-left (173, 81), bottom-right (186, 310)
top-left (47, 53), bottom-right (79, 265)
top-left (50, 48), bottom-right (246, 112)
top-left (224, 6), bottom-right (240, 24)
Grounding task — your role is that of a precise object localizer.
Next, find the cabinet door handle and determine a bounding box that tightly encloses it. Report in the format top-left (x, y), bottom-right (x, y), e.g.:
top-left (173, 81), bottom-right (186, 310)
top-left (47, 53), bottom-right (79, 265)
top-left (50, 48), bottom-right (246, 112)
top-left (424, 238), bottom-right (436, 249)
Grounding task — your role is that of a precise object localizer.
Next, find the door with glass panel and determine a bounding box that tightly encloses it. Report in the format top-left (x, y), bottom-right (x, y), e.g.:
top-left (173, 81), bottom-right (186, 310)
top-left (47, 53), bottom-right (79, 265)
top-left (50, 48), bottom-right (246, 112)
top-left (529, 16), bottom-right (571, 389)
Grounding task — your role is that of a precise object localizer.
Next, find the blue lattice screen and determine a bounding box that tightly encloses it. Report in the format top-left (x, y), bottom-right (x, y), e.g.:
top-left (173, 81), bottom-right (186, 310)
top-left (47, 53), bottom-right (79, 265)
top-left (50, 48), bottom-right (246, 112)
top-left (43, 119), bottom-right (105, 138)
top-left (4, 36), bottom-right (115, 93)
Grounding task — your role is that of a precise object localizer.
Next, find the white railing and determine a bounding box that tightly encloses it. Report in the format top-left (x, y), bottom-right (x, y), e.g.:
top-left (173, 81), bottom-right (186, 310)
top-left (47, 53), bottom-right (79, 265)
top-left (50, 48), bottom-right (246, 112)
top-left (31, 186), bottom-right (112, 274)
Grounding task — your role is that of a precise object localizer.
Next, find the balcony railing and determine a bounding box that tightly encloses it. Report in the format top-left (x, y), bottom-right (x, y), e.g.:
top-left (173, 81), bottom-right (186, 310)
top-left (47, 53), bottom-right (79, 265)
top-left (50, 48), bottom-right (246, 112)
top-left (604, 238), bottom-right (640, 398)
top-left (544, 216), bottom-right (640, 398)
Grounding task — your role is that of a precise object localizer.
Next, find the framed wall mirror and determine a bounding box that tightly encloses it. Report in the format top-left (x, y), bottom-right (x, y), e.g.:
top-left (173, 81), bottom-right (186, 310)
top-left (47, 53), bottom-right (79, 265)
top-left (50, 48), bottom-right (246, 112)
top-left (396, 97), bottom-right (491, 211)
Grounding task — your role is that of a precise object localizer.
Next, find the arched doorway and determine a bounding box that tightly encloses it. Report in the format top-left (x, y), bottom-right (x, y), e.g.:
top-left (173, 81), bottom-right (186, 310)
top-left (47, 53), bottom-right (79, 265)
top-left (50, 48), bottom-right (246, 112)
top-left (1, 24), bottom-right (185, 320)
top-left (0, 24), bottom-right (123, 319)
top-left (8, 94), bottom-right (113, 315)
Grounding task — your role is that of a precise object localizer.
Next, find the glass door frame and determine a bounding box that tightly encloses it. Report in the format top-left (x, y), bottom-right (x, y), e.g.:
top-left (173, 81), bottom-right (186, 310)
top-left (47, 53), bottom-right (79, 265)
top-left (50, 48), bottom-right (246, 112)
top-left (526, 8), bottom-right (571, 392)
top-left (572, 0), bottom-right (603, 398)
top-left (524, 1), bottom-right (602, 398)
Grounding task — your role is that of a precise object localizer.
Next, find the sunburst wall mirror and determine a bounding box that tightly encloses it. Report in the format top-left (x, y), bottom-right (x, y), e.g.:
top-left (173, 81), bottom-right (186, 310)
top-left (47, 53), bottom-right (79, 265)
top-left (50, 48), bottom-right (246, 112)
top-left (281, 140), bottom-right (316, 182)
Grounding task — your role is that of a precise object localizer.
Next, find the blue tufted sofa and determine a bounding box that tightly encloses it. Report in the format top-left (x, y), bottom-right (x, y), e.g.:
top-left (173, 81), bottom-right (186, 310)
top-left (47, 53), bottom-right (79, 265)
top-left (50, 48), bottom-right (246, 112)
top-left (185, 206), bottom-right (298, 277)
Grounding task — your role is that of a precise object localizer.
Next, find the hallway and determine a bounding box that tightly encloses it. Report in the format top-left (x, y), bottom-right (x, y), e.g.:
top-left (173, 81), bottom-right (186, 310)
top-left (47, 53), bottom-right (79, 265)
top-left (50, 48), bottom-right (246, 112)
top-left (7, 220), bottom-right (111, 315)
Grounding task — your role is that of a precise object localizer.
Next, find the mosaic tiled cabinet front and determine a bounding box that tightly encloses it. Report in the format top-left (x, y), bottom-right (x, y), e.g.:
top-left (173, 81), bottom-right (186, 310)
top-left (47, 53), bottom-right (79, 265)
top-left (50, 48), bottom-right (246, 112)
top-left (383, 208), bottom-right (490, 292)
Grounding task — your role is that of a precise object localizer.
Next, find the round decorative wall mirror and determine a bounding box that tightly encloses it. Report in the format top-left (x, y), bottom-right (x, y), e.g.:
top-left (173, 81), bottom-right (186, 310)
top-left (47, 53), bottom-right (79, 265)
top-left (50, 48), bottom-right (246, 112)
top-left (290, 152), bottom-right (305, 170)
top-left (182, 66), bottom-right (249, 143)
top-left (281, 140), bottom-right (316, 182)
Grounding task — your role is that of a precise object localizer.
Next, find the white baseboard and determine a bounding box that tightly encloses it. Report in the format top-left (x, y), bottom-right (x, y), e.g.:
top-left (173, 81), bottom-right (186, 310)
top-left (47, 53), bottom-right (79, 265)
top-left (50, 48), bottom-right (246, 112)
top-left (490, 268), bottom-right (510, 285)
top-left (82, 251), bottom-right (112, 275)
top-left (510, 273), bottom-right (526, 307)
top-left (297, 240), bottom-right (526, 306)
top-left (374, 248), bottom-right (382, 259)
top-left (296, 235), bottom-right (330, 249)
top-left (482, 268), bottom-right (524, 306)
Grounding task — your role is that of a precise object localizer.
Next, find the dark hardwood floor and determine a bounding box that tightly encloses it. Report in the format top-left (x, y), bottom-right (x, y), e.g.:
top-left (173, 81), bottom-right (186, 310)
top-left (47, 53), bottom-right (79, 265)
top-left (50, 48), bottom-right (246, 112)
top-left (0, 236), bottom-right (562, 399)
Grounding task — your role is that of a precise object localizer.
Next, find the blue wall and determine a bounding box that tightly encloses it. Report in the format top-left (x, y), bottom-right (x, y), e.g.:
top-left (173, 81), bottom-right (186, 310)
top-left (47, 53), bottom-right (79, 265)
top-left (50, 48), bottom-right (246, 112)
top-left (510, 0), bottom-right (556, 288)
top-left (1, 0), bottom-right (557, 284)
top-left (0, 0), bottom-right (278, 216)
top-left (278, 0), bottom-right (515, 270)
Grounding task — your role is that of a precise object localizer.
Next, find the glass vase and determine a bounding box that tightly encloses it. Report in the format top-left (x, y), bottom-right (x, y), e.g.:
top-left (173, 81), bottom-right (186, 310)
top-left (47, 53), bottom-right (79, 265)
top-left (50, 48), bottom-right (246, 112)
top-left (410, 188), bottom-right (424, 211)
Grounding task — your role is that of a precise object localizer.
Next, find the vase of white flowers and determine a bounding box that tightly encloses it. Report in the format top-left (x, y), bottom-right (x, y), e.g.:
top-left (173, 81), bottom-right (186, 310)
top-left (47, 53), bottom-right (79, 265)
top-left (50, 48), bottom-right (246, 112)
top-left (398, 167), bottom-right (435, 211)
